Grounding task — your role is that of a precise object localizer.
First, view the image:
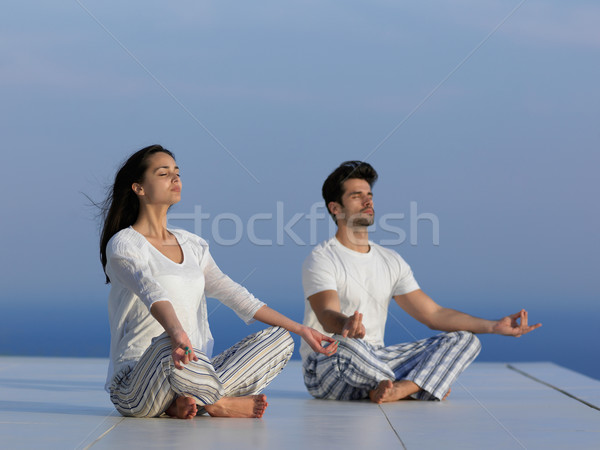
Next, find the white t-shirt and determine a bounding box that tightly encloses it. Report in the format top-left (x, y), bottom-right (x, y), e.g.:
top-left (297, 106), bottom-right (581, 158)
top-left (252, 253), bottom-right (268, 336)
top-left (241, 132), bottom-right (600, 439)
top-left (300, 237), bottom-right (420, 362)
top-left (104, 226), bottom-right (265, 391)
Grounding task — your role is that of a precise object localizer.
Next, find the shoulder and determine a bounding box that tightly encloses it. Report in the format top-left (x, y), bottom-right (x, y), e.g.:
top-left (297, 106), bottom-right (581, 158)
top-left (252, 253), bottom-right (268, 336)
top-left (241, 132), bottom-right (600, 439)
top-left (369, 241), bottom-right (398, 258)
top-left (170, 228), bottom-right (211, 261)
top-left (369, 242), bottom-right (410, 266)
top-left (107, 227), bottom-right (149, 258)
top-left (303, 238), bottom-right (338, 269)
top-left (305, 237), bottom-right (337, 258)
top-left (170, 227), bottom-right (208, 248)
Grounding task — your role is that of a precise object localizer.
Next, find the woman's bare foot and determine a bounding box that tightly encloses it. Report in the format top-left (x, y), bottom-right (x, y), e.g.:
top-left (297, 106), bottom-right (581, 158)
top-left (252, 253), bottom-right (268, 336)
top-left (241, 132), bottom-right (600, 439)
top-left (443, 388), bottom-right (451, 401)
top-left (204, 395), bottom-right (268, 418)
top-left (166, 396), bottom-right (198, 419)
top-left (369, 380), bottom-right (421, 404)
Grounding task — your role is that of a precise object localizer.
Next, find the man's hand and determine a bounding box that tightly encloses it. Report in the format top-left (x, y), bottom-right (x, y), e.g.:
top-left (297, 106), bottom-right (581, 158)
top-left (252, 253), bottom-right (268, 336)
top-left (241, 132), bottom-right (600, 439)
top-left (342, 311), bottom-right (366, 338)
top-left (492, 309), bottom-right (542, 337)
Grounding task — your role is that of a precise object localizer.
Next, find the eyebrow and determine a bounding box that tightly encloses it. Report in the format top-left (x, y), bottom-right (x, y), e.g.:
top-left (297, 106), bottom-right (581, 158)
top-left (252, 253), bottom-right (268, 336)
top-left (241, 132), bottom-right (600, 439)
top-left (153, 165), bottom-right (179, 173)
top-left (347, 190), bottom-right (372, 196)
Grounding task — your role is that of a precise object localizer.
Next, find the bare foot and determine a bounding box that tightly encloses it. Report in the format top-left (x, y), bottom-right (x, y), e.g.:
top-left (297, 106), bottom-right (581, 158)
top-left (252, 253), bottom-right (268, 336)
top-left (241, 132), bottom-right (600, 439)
top-left (166, 396), bottom-right (198, 419)
top-left (369, 380), bottom-right (420, 404)
top-left (369, 380), bottom-right (394, 404)
top-left (204, 395), bottom-right (268, 418)
top-left (443, 388), bottom-right (451, 401)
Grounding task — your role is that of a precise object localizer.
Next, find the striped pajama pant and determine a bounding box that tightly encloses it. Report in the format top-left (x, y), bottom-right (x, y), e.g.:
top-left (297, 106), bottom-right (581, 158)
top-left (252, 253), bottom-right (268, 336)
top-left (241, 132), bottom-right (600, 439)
top-left (109, 326), bottom-right (294, 417)
top-left (303, 331), bottom-right (481, 401)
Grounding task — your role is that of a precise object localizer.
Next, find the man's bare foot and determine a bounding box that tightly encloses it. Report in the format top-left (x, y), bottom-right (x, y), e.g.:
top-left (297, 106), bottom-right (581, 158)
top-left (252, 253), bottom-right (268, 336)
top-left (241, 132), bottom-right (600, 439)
top-left (166, 396), bottom-right (198, 419)
top-left (369, 380), bottom-right (394, 404)
top-left (204, 395), bottom-right (268, 418)
top-left (369, 380), bottom-right (421, 404)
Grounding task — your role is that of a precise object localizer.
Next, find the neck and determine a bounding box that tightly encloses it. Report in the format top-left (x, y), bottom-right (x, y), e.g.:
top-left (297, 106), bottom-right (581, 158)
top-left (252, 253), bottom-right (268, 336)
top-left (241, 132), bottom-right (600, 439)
top-left (132, 205), bottom-right (170, 239)
top-left (335, 224), bottom-right (370, 253)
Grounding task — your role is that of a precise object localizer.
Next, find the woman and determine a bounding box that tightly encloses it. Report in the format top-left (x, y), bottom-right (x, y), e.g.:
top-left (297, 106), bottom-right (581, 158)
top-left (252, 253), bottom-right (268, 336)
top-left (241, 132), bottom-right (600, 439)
top-left (100, 145), bottom-right (337, 419)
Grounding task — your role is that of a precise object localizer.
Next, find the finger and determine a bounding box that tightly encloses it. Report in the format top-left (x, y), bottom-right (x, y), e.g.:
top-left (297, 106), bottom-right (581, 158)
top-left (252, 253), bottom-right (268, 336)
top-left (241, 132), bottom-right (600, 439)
top-left (349, 320), bottom-right (359, 337)
top-left (352, 311), bottom-right (360, 326)
top-left (187, 347), bottom-right (198, 362)
top-left (322, 341), bottom-right (338, 355)
top-left (173, 355), bottom-right (183, 370)
top-left (324, 340), bottom-right (338, 350)
top-left (181, 346), bottom-right (191, 365)
top-left (526, 323), bottom-right (542, 333)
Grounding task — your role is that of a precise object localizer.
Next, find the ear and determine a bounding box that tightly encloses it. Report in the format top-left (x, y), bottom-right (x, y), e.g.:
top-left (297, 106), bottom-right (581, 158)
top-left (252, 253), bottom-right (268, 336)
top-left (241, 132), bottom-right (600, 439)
top-left (328, 201), bottom-right (341, 216)
top-left (132, 183), bottom-right (144, 196)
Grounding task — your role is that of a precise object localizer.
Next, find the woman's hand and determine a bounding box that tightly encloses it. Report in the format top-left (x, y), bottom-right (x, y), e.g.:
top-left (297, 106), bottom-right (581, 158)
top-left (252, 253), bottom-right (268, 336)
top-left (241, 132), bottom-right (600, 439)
top-left (299, 326), bottom-right (338, 356)
top-left (149, 301), bottom-right (199, 369)
top-left (169, 329), bottom-right (199, 369)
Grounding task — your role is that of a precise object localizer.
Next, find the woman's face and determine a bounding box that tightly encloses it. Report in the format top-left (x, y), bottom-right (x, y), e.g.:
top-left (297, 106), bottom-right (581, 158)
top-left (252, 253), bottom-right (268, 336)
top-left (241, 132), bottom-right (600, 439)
top-left (134, 152), bottom-right (181, 206)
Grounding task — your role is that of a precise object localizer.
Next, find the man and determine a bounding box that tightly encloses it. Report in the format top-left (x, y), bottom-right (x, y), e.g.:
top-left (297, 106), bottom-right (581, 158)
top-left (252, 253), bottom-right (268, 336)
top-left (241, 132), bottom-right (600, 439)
top-left (301, 161), bottom-right (541, 403)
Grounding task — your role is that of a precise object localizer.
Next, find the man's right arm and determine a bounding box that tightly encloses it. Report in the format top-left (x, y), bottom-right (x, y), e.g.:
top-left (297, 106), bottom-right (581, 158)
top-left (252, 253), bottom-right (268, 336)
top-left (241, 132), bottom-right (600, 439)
top-left (308, 290), bottom-right (366, 338)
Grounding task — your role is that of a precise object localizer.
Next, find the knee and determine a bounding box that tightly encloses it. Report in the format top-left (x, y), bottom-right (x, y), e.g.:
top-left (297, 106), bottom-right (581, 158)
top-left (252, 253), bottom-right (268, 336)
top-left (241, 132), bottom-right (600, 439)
top-left (335, 336), bottom-right (358, 350)
top-left (269, 327), bottom-right (295, 358)
top-left (335, 336), bottom-right (369, 357)
top-left (328, 337), bottom-right (374, 373)
top-left (271, 326), bottom-right (294, 344)
top-left (453, 331), bottom-right (482, 353)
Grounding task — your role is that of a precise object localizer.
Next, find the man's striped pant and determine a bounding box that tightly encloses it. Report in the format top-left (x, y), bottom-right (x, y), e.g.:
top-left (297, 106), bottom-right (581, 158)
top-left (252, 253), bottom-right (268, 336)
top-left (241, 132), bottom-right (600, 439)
top-left (303, 331), bottom-right (481, 401)
top-left (109, 326), bottom-right (294, 417)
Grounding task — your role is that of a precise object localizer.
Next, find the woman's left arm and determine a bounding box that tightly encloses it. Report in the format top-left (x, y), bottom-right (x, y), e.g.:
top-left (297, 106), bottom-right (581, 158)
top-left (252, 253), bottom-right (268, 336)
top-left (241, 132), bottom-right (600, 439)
top-left (150, 300), bottom-right (199, 369)
top-left (253, 305), bottom-right (338, 356)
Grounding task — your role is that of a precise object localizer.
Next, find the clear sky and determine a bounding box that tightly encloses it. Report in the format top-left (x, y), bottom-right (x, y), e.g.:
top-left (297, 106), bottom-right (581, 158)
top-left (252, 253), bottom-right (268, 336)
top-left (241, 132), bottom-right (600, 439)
top-left (1, 1), bottom-right (598, 377)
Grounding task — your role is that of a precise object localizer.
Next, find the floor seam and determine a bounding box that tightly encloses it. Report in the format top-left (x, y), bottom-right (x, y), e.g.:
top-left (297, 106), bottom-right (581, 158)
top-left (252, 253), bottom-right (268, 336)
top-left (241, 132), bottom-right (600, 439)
top-left (75, 410), bottom-right (124, 450)
top-left (378, 405), bottom-right (408, 449)
top-left (456, 379), bottom-right (528, 449)
top-left (507, 364), bottom-right (600, 412)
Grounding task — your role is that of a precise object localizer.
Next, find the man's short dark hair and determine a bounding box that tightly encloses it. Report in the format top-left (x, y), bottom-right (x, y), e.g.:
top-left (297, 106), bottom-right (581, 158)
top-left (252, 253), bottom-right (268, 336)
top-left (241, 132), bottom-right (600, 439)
top-left (322, 161), bottom-right (378, 222)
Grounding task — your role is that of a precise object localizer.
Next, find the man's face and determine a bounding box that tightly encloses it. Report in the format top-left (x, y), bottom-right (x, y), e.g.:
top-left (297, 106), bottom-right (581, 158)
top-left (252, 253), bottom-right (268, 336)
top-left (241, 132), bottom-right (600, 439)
top-left (332, 178), bottom-right (374, 227)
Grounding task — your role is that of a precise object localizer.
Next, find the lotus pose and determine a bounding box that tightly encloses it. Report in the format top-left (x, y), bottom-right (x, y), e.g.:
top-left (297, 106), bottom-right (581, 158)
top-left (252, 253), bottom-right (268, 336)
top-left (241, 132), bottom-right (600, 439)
top-left (301, 160), bottom-right (541, 403)
top-left (101, 145), bottom-right (337, 419)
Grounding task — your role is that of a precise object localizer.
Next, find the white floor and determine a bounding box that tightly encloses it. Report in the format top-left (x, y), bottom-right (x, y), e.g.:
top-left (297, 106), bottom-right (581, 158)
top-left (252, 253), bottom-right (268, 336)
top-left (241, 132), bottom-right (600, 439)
top-left (0, 357), bottom-right (598, 449)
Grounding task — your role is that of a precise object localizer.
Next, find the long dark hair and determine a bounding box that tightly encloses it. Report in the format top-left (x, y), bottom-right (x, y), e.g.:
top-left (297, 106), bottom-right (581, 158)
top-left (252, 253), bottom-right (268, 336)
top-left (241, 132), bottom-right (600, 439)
top-left (99, 145), bottom-right (175, 283)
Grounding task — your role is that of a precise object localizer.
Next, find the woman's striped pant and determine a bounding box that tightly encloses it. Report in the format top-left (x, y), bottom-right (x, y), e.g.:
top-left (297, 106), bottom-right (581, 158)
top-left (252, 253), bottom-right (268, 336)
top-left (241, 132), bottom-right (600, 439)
top-left (303, 331), bottom-right (481, 401)
top-left (109, 326), bottom-right (294, 417)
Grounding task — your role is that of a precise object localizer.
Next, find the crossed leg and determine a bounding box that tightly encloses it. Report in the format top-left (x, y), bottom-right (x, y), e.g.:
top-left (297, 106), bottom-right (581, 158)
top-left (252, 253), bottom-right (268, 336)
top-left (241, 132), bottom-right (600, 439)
top-left (304, 331), bottom-right (479, 402)
top-left (163, 326), bottom-right (293, 419)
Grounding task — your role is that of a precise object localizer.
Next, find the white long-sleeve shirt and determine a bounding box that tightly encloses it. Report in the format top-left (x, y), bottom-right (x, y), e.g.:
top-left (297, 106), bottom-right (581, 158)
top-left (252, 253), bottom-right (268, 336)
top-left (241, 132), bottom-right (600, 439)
top-left (104, 226), bottom-right (265, 391)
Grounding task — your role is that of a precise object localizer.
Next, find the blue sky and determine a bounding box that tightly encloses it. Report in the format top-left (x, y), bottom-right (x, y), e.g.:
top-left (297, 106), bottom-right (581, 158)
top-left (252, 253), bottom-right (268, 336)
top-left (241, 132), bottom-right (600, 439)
top-left (1, 1), bottom-right (598, 376)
